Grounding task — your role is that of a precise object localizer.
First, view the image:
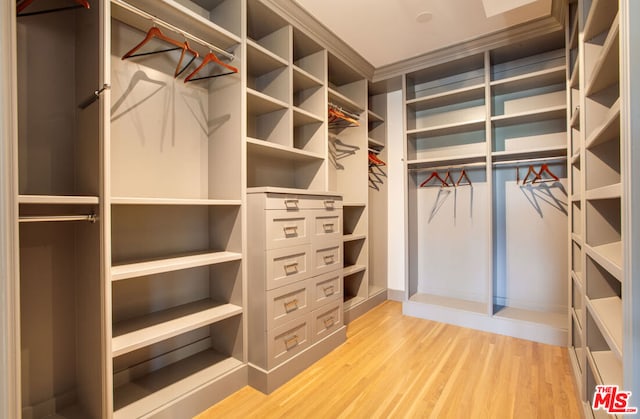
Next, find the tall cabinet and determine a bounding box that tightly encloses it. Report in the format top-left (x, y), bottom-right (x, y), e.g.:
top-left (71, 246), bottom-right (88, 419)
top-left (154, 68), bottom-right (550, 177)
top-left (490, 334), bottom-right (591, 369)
top-left (568, 0), bottom-right (639, 416)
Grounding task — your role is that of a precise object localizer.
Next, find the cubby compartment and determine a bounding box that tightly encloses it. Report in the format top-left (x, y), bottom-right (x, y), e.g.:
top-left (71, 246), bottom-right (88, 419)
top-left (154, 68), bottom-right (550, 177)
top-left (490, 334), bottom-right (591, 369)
top-left (247, 152), bottom-right (326, 190)
top-left (573, 240), bottom-right (583, 280)
top-left (111, 204), bottom-right (242, 272)
top-left (584, 16), bottom-right (619, 96)
top-left (247, 0), bottom-right (290, 61)
top-left (343, 269), bottom-right (367, 309)
top-left (491, 118), bottom-right (566, 155)
top-left (571, 160), bottom-right (582, 199)
top-left (584, 91), bottom-right (619, 150)
top-left (342, 204), bottom-right (367, 237)
top-left (571, 315), bottom-right (584, 375)
top-left (585, 360), bottom-right (611, 419)
top-left (110, 12), bottom-right (242, 201)
top-left (19, 220), bottom-right (103, 419)
top-left (586, 309), bottom-right (622, 387)
top-left (17, 6), bottom-right (101, 199)
top-left (585, 255), bottom-right (622, 355)
top-left (585, 139), bottom-right (620, 192)
top-left (405, 53), bottom-right (484, 101)
top-left (343, 238), bottom-right (367, 272)
top-left (328, 53), bottom-right (366, 112)
top-left (407, 94), bottom-right (485, 132)
top-left (112, 315), bottom-right (243, 418)
top-left (247, 43), bottom-right (290, 104)
top-left (246, 94), bottom-right (291, 146)
top-left (572, 201), bottom-right (582, 239)
top-left (490, 39), bottom-right (564, 83)
top-left (407, 129), bottom-right (486, 162)
top-left (585, 198), bottom-right (621, 277)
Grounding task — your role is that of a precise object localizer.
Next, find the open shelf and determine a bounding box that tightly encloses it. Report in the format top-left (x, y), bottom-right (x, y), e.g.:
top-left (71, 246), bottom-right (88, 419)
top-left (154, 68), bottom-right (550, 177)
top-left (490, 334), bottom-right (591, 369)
top-left (343, 264), bottom-right (366, 277)
top-left (247, 137), bottom-right (324, 162)
top-left (344, 295), bottom-right (366, 310)
top-left (491, 146), bottom-right (567, 163)
top-left (247, 38), bottom-right (288, 72)
top-left (490, 65), bottom-right (566, 95)
top-left (587, 297), bottom-right (622, 359)
top-left (293, 65), bottom-right (323, 90)
top-left (246, 88), bottom-right (289, 114)
top-left (585, 243), bottom-right (622, 281)
top-left (368, 138), bottom-right (385, 149)
top-left (585, 99), bottom-right (620, 149)
top-left (407, 153), bottom-right (486, 170)
top-left (491, 106), bottom-right (566, 127)
top-left (406, 84), bottom-right (485, 111)
top-left (367, 109), bottom-right (384, 124)
top-left (585, 16), bottom-right (619, 96)
top-left (113, 348), bottom-right (243, 418)
top-left (343, 233), bottom-right (367, 243)
top-left (409, 293), bottom-right (488, 315)
top-left (293, 106), bottom-right (323, 126)
top-left (583, 0), bottom-right (618, 41)
top-left (112, 300), bottom-right (242, 356)
top-left (493, 306), bottom-right (566, 330)
top-left (111, 251), bottom-right (242, 282)
top-left (328, 87), bottom-right (365, 113)
top-left (18, 195), bottom-right (99, 205)
top-left (111, 197), bottom-right (241, 206)
top-left (407, 119), bottom-right (485, 138)
top-left (585, 183), bottom-right (622, 200)
top-left (589, 350), bottom-right (622, 387)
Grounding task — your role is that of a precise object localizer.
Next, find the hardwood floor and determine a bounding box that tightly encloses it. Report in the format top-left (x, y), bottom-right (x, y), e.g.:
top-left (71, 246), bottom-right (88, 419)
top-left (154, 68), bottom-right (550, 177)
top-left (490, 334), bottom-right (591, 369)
top-left (197, 301), bottom-right (582, 418)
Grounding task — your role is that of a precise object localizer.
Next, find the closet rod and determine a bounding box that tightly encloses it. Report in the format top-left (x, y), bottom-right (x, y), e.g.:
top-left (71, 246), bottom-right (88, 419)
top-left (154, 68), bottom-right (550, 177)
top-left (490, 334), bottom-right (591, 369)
top-left (19, 214), bottom-right (97, 223)
top-left (492, 156), bottom-right (566, 167)
top-left (408, 161), bottom-right (486, 173)
top-left (112, 0), bottom-right (235, 61)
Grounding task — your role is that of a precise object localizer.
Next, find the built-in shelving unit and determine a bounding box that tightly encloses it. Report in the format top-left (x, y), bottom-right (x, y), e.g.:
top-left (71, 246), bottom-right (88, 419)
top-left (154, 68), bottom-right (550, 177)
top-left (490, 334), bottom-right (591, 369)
top-left (404, 31), bottom-right (568, 346)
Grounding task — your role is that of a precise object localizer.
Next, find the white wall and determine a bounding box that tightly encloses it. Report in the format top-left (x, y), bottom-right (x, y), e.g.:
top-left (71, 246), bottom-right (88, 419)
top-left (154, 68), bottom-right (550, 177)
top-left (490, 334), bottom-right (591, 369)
top-left (386, 89), bottom-right (406, 295)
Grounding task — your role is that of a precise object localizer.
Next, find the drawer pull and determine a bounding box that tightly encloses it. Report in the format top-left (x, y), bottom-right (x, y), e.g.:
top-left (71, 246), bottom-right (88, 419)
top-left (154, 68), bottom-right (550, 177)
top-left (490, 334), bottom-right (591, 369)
top-left (324, 200), bottom-right (335, 209)
top-left (322, 223), bottom-right (335, 232)
top-left (284, 199), bottom-right (299, 209)
top-left (323, 254), bottom-right (335, 264)
top-left (323, 285), bottom-right (335, 296)
top-left (284, 262), bottom-right (299, 274)
top-left (283, 225), bottom-right (299, 236)
top-left (323, 316), bottom-right (335, 328)
top-left (284, 335), bottom-right (299, 349)
top-left (284, 299), bottom-right (299, 312)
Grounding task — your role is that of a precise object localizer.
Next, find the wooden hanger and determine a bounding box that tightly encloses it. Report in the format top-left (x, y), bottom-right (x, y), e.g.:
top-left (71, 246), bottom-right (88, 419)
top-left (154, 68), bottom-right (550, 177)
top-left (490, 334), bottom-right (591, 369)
top-left (368, 152), bottom-right (385, 166)
top-left (533, 164), bottom-right (559, 184)
top-left (328, 107), bottom-right (360, 127)
top-left (420, 171), bottom-right (449, 188)
top-left (184, 51), bottom-right (239, 82)
top-left (456, 169), bottom-right (472, 187)
top-left (17, 0), bottom-right (90, 16)
top-left (521, 165), bottom-right (538, 185)
top-left (443, 170), bottom-right (453, 187)
top-left (122, 27), bottom-right (199, 78)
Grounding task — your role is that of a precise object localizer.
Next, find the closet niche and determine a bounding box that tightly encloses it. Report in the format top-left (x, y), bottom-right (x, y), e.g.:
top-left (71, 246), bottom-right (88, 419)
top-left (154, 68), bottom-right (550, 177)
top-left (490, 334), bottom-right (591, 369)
top-left (109, 0), bottom-right (244, 417)
top-left (16, 2), bottom-right (104, 419)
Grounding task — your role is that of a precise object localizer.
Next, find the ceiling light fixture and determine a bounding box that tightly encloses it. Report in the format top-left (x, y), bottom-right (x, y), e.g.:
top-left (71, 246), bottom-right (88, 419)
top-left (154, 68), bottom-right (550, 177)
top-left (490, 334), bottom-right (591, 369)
top-left (416, 11), bottom-right (433, 23)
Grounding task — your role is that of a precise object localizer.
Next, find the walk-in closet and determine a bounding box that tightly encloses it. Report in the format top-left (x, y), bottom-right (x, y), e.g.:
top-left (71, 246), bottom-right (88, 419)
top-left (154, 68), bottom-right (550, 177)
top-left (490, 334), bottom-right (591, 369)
top-left (0, 0), bottom-right (638, 418)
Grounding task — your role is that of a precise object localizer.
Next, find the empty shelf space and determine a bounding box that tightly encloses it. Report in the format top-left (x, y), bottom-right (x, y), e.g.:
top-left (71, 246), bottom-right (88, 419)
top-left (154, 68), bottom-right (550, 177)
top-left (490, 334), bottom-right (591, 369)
top-left (247, 137), bottom-right (324, 162)
top-left (343, 233), bottom-right (367, 243)
top-left (293, 65), bottom-right (323, 90)
top-left (113, 350), bottom-right (243, 419)
top-left (585, 183), bottom-right (622, 200)
top-left (491, 146), bottom-right (567, 163)
top-left (111, 197), bottom-right (241, 206)
top-left (490, 65), bottom-right (566, 95)
top-left (344, 295), bottom-right (367, 310)
top-left (293, 107), bottom-right (323, 126)
top-left (247, 39), bottom-right (288, 72)
top-left (369, 285), bottom-right (386, 298)
top-left (587, 297), bottom-right (622, 357)
top-left (491, 105), bottom-right (566, 127)
top-left (368, 138), bottom-right (385, 148)
top-left (343, 264), bottom-right (367, 277)
top-left (409, 293), bottom-right (489, 315)
top-left (110, 0), bottom-right (241, 53)
top-left (405, 84), bottom-right (485, 110)
top-left (408, 153), bottom-right (486, 170)
top-left (112, 300), bottom-right (242, 357)
top-left (246, 88), bottom-right (289, 114)
top-left (586, 17), bottom-right (620, 96)
top-left (367, 109), bottom-right (384, 123)
top-left (493, 306), bottom-right (566, 330)
top-left (583, 0), bottom-right (619, 41)
top-left (328, 87), bottom-right (364, 113)
top-left (111, 251), bottom-right (242, 281)
top-left (585, 242), bottom-right (622, 280)
top-left (586, 99), bottom-right (620, 149)
top-left (18, 195), bottom-right (99, 205)
top-left (407, 119), bottom-right (485, 138)
top-left (343, 202), bottom-right (367, 207)
top-left (589, 350), bottom-right (622, 386)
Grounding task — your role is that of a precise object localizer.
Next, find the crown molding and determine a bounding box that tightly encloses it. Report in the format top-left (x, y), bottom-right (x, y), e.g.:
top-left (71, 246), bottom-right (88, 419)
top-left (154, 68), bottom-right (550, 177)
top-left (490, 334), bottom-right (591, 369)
top-left (373, 14), bottom-right (563, 82)
top-left (261, 0), bottom-right (375, 79)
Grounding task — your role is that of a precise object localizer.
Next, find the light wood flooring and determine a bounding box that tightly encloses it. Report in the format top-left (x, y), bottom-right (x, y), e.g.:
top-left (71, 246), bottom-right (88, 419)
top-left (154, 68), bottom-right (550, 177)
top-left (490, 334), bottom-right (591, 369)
top-left (197, 300), bottom-right (582, 418)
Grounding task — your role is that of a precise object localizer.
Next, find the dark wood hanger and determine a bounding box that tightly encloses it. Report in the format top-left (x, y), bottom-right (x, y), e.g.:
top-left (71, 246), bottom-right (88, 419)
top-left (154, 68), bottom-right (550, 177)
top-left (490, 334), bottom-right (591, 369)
top-left (420, 171), bottom-right (449, 188)
top-left (522, 165), bottom-right (538, 185)
top-left (533, 164), bottom-right (559, 184)
top-left (17, 0), bottom-right (90, 16)
top-left (184, 51), bottom-right (238, 82)
top-left (456, 169), bottom-right (472, 186)
top-left (122, 27), bottom-right (199, 78)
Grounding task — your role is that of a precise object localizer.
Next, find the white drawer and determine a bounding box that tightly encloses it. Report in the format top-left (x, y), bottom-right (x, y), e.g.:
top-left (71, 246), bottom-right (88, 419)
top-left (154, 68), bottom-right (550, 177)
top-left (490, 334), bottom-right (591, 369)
top-left (266, 279), bottom-right (311, 329)
top-left (265, 210), bottom-right (310, 249)
top-left (266, 245), bottom-right (312, 290)
top-left (312, 271), bottom-right (343, 309)
top-left (312, 210), bottom-right (342, 241)
top-left (311, 301), bottom-right (343, 343)
top-left (264, 194), bottom-right (343, 211)
top-left (268, 317), bottom-right (311, 369)
top-left (313, 241), bottom-right (343, 275)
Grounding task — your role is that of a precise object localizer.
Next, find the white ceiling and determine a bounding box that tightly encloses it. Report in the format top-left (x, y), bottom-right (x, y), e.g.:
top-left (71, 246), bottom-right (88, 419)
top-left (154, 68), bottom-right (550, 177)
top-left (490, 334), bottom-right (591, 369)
top-left (293, 0), bottom-right (553, 68)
